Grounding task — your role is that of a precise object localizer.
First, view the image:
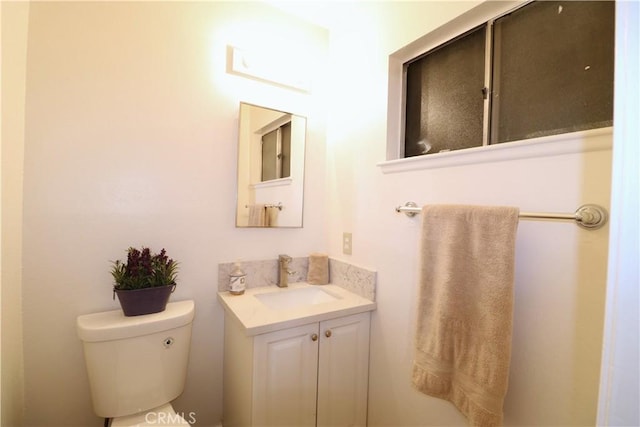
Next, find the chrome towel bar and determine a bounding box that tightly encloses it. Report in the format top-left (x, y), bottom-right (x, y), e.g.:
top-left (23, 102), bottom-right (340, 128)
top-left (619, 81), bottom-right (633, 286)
top-left (245, 202), bottom-right (283, 211)
top-left (395, 202), bottom-right (608, 230)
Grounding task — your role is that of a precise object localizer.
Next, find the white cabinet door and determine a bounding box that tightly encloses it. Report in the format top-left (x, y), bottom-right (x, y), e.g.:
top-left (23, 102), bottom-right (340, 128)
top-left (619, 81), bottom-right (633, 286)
top-left (317, 312), bottom-right (371, 427)
top-left (253, 322), bottom-right (319, 427)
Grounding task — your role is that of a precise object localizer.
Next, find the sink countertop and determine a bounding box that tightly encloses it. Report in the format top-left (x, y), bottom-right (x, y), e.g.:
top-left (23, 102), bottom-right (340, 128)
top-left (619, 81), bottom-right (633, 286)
top-left (217, 282), bottom-right (376, 336)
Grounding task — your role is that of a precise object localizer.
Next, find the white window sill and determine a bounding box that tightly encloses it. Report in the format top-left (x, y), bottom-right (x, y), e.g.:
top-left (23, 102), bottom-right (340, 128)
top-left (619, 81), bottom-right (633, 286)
top-left (378, 127), bottom-right (613, 174)
top-left (252, 177), bottom-right (293, 189)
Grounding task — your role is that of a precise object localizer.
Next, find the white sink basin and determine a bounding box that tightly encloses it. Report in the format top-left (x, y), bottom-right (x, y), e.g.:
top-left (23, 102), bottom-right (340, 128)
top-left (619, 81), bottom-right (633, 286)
top-left (218, 283), bottom-right (376, 335)
top-left (255, 287), bottom-right (338, 310)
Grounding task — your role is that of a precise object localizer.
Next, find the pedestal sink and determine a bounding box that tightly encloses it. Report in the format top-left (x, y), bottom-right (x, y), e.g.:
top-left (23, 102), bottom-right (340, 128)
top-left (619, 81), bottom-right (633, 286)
top-left (255, 286), bottom-right (338, 310)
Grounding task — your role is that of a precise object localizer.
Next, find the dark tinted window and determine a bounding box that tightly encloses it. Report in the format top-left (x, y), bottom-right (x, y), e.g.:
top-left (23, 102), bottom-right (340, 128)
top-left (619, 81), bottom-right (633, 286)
top-left (404, 26), bottom-right (486, 157)
top-left (491, 1), bottom-right (614, 143)
top-left (261, 129), bottom-right (278, 181)
top-left (402, 1), bottom-right (614, 157)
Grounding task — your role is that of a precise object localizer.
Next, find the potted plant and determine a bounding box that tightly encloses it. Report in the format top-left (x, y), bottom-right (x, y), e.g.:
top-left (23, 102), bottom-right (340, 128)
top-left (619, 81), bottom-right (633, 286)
top-left (110, 246), bottom-right (179, 316)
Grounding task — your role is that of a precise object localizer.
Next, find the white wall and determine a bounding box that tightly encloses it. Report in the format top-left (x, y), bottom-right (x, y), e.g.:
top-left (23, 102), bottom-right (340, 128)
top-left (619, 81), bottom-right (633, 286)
top-left (322, 2), bottom-right (611, 426)
top-left (1, 1), bottom-right (29, 425)
top-left (21, 2), bottom-right (327, 426)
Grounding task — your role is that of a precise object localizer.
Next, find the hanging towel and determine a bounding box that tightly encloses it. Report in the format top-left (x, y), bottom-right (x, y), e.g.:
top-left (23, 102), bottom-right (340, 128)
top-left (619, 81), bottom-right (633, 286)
top-left (412, 204), bottom-right (519, 427)
top-left (307, 252), bottom-right (329, 285)
top-left (266, 205), bottom-right (279, 227)
top-left (248, 204), bottom-right (267, 227)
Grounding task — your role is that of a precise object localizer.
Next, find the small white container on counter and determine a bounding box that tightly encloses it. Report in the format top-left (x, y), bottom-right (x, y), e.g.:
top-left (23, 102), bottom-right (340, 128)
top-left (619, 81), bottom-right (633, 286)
top-left (229, 262), bottom-right (247, 295)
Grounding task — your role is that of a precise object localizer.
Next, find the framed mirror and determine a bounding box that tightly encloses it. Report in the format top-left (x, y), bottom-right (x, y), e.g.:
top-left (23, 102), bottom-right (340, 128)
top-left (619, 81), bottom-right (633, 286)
top-left (236, 103), bottom-right (307, 228)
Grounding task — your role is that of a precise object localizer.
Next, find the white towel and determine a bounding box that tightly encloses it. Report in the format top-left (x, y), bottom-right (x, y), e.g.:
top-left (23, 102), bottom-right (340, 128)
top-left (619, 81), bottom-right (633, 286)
top-left (412, 204), bottom-right (519, 427)
top-left (307, 253), bottom-right (329, 285)
top-left (248, 204), bottom-right (267, 227)
top-left (266, 206), bottom-right (279, 227)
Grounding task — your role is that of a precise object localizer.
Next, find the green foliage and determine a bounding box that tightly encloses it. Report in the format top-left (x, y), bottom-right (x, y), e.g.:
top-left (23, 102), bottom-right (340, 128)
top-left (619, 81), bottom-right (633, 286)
top-left (110, 247), bottom-right (179, 290)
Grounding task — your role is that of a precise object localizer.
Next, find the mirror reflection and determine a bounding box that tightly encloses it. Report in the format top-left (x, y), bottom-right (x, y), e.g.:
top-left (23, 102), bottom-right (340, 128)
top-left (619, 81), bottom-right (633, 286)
top-left (236, 103), bottom-right (306, 228)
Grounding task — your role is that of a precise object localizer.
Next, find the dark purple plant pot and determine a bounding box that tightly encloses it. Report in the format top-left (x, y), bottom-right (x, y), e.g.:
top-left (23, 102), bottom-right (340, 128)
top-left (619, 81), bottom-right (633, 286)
top-left (114, 284), bottom-right (176, 316)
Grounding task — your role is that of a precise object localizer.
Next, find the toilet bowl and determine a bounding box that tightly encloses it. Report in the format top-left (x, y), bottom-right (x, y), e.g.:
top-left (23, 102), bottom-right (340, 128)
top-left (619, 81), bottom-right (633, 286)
top-left (109, 403), bottom-right (189, 426)
top-left (77, 300), bottom-right (195, 425)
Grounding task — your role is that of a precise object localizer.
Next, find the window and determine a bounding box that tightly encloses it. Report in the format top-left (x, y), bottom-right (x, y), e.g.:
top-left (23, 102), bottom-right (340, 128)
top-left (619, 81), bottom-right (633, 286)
top-left (405, 26), bottom-right (487, 156)
top-left (261, 121), bottom-right (291, 181)
top-left (403, 0), bottom-right (614, 158)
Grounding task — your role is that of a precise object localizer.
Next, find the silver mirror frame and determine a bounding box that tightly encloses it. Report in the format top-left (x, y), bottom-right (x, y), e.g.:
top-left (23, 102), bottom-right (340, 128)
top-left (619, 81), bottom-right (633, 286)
top-left (235, 102), bottom-right (307, 228)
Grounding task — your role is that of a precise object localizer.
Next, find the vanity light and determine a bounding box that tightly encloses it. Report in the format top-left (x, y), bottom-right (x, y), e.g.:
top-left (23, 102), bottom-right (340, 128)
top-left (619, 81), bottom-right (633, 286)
top-left (228, 45), bottom-right (311, 92)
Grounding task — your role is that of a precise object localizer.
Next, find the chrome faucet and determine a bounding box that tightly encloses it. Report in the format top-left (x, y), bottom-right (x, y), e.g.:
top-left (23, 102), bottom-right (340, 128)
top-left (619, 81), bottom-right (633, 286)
top-left (278, 254), bottom-right (294, 287)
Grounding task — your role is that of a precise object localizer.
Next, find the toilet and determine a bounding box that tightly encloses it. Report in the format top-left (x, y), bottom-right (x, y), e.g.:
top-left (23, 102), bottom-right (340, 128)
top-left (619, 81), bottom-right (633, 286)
top-left (77, 300), bottom-right (195, 426)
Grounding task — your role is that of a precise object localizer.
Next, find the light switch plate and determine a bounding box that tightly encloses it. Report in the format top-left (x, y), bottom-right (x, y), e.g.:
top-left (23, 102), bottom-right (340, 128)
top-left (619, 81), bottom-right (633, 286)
top-left (343, 232), bottom-right (352, 255)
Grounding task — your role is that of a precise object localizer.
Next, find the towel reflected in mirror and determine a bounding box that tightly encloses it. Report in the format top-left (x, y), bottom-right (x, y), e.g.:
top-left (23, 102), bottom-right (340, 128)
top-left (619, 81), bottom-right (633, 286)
top-left (266, 205), bottom-right (279, 227)
top-left (247, 204), bottom-right (279, 227)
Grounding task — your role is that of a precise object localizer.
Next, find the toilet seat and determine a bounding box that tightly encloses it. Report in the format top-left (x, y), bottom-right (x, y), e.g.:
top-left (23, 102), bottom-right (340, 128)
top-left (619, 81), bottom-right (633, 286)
top-left (109, 403), bottom-right (189, 426)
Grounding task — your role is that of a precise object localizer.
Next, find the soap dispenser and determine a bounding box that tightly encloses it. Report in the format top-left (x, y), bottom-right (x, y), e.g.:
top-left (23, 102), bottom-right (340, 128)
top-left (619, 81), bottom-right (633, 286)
top-left (229, 262), bottom-right (247, 295)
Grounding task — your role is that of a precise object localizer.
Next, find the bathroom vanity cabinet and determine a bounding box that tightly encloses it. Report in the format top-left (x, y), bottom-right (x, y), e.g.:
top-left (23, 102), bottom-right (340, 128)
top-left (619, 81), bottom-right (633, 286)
top-left (222, 311), bottom-right (371, 427)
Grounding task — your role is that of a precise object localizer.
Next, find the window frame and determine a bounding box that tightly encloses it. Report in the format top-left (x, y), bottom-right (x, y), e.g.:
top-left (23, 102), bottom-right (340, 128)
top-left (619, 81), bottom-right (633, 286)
top-left (383, 0), bottom-right (613, 168)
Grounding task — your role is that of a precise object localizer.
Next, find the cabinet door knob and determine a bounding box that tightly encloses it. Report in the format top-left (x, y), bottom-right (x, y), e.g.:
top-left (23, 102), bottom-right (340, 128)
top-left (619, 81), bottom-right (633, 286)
top-left (311, 334), bottom-right (318, 341)
top-left (325, 330), bottom-right (332, 338)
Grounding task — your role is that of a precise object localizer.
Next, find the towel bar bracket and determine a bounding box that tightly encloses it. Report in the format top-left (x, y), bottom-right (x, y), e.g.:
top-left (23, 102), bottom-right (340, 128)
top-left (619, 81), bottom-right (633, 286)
top-left (395, 202), bottom-right (608, 230)
top-left (396, 201), bottom-right (419, 217)
top-left (575, 204), bottom-right (607, 229)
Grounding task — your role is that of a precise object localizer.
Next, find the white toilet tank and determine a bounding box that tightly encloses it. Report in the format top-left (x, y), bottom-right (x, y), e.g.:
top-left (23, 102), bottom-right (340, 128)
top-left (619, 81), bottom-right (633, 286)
top-left (77, 300), bottom-right (195, 418)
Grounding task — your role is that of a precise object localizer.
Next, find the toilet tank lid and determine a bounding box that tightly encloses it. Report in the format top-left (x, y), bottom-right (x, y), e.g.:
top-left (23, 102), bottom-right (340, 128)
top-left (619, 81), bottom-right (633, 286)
top-left (77, 300), bottom-right (195, 342)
